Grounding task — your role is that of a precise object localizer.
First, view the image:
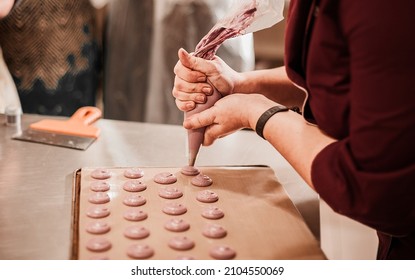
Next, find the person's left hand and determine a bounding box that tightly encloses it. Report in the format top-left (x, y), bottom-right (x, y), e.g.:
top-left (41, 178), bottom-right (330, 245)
top-left (183, 93), bottom-right (276, 145)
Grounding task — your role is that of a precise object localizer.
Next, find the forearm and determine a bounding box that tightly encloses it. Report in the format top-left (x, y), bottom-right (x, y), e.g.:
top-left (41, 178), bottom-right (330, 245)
top-left (235, 66), bottom-right (306, 109)
top-left (0, 0), bottom-right (15, 19)
top-left (246, 97), bottom-right (336, 188)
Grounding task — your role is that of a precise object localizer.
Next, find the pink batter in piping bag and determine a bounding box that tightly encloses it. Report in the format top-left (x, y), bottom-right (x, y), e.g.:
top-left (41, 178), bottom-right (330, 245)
top-left (185, 0), bottom-right (285, 166)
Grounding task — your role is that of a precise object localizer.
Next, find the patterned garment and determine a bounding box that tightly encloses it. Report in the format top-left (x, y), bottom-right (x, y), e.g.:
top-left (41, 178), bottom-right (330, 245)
top-left (0, 0), bottom-right (100, 116)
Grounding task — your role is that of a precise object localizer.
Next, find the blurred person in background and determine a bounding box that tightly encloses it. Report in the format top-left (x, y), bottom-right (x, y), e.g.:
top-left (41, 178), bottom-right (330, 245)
top-left (0, 0), bottom-right (105, 116)
top-left (1, 0), bottom-right (253, 122)
top-left (103, 0), bottom-right (255, 124)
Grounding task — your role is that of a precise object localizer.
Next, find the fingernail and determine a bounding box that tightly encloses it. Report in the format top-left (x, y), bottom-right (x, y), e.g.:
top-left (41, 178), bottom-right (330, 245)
top-left (185, 102), bottom-right (194, 110)
top-left (202, 86), bottom-right (212, 95)
top-left (196, 95), bottom-right (206, 103)
top-left (179, 48), bottom-right (188, 55)
top-left (183, 119), bottom-right (192, 128)
top-left (197, 76), bottom-right (206, 82)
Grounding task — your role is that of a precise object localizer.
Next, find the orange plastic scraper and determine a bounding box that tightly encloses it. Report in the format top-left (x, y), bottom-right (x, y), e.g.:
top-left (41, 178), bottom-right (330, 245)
top-left (12, 106), bottom-right (102, 150)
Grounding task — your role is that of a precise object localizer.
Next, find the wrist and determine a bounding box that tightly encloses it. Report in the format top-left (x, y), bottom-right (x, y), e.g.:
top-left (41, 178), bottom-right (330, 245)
top-left (233, 72), bottom-right (251, 94)
top-left (255, 105), bottom-right (289, 139)
top-left (246, 95), bottom-right (277, 130)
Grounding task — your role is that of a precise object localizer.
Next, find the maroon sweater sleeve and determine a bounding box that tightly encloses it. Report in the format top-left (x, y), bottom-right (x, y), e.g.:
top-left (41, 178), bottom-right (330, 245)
top-left (311, 0), bottom-right (415, 236)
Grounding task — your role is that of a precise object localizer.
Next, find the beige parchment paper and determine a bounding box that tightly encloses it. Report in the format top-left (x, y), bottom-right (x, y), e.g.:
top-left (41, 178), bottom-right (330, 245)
top-left (72, 166), bottom-right (326, 260)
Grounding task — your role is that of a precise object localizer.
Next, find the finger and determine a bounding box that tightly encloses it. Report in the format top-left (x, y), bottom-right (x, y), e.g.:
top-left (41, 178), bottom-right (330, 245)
top-left (174, 76), bottom-right (212, 97)
top-left (178, 48), bottom-right (197, 69)
top-left (183, 108), bottom-right (216, 130)
top-left (178, 48), bottom-right (217, 78)
top-left (173, 58), bottom-right (206, 83)
top-left (174, 98), bottom-right (195, 112)
top-left (202, 125), bottom-right (219, 146)
top-left (176, 49), bottom-right (207, 83)
top-left (203, 123), bottom-right (235, 146)
top-left (172, 85), bottom-right (206, 107)
top-left (173, 87), bottom-right (207, 104)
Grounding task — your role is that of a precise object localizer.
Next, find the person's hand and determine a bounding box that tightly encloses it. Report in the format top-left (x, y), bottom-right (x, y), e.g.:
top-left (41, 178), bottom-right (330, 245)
top-left (172, 48), bottom-right (241, 112)
top-left (183, 93), bottom-right (276, 146)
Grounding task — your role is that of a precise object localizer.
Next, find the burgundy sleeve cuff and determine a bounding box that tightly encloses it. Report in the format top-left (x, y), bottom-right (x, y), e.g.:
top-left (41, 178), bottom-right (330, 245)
top-left (311, 140), bottom-right (415, 236)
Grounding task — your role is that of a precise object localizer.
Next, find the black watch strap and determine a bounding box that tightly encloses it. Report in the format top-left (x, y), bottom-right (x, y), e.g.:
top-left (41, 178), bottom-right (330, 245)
top-left (255, 105), bottom-right (289, 139)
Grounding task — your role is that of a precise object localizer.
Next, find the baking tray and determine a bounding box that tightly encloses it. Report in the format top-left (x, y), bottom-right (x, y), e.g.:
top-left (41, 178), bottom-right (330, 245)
top-left (71, 166), bottom-right (326, 260)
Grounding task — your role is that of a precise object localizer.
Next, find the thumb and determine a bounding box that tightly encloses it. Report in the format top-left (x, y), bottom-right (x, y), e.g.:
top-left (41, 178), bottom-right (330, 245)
top-left (178, 48), bottom-right (211, 74)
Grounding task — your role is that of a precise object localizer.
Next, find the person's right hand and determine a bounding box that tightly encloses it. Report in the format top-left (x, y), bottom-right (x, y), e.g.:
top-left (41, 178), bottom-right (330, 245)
top-left (172, 48), bottom-right (241, 112)
top-left (183, 93), bottom-right (277, 146)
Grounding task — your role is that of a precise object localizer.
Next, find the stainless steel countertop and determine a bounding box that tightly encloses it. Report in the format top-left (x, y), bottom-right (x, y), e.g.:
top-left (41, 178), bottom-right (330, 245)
top-left (0, 113), bottom-right (319, 259)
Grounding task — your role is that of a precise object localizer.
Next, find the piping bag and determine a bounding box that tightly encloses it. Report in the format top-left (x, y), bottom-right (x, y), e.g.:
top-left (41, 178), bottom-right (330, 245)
top-left (185, 0), bottom-right (285, 166)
